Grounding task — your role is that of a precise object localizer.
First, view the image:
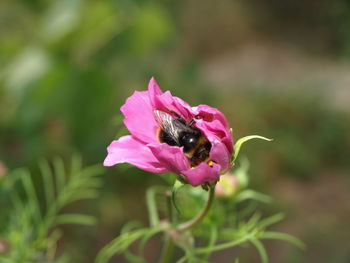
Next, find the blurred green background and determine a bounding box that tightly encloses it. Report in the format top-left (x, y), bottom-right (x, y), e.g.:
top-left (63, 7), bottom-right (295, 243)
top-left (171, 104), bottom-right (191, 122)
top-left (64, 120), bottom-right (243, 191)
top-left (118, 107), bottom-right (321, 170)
top-left (1, 0), bottom-right (350, 262)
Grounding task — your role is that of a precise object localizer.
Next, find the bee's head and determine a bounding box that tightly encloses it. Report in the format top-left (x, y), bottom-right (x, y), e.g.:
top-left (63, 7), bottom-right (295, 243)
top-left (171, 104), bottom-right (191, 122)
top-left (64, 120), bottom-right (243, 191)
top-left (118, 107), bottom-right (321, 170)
top-left (180, 131), bottom-right (200, 152)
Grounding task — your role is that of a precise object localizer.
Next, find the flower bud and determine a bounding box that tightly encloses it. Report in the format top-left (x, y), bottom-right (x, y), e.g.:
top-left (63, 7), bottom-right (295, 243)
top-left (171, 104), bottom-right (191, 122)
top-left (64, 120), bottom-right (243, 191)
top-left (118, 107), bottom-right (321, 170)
top-left (0, 161), bottom-right (7, 177)
top-left (0, 239), bottom-right (10, 254)
top-left (215, 172), bottom-right (239, 198)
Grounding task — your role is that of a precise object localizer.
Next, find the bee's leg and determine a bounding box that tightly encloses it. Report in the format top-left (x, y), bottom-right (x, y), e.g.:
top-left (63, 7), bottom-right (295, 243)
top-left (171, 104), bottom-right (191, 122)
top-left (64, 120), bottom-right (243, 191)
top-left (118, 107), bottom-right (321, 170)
top-left (201, 182), bottom-right (211, 191)
top-left (170, 111), bottom-right (181, 119)
top-left (188, 119), bottom-right (195, 127)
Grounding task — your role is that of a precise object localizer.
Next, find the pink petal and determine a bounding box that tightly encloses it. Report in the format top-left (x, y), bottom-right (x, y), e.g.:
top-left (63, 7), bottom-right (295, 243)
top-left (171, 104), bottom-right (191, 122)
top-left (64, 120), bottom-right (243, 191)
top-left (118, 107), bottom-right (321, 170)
top-left (194, 105), bottom-right (230, 128)
top-left (148, 78), bottom-right (193, 120)
top-left (209, 138), bottom-right (231, 171)
top-left (195, 118), bottom-right (233, 156)
top-left (148, 77), bottom-right (163, 97)
top-left (121, 91), bottom-right (158, 143)
top-left (104, 136), bottom-right (167, 173)
top-left (194, 119), bottom-right (232, 170)
top-left (148, 143), bottom-right (190, 174)
top-left (193, 105), bottom-right (233, 154)
top-left (182, 162), bottom-right (221, 186)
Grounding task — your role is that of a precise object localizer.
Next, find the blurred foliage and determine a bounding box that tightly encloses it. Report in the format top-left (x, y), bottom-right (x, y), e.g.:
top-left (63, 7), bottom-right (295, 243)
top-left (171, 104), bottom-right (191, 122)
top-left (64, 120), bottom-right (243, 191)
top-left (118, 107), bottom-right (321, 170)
top-left (0, 155), bottom-right (103, 262)
top-left (221, 91), bottom-right (350, 181)
top-left (0, 0), bottom-right (176, 167)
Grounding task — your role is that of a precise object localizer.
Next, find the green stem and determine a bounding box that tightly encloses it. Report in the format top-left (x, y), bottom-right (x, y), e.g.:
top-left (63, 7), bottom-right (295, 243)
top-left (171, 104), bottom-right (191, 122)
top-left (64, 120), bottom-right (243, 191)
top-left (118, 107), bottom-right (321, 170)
top-left (159, 184), bottom-right (216, 262)
top-left (177, 184), bottom-right (215, 232)
top-left (158, 190), bottom-right (176, 263)
top-left (158, 236), bottom-right (175, 263)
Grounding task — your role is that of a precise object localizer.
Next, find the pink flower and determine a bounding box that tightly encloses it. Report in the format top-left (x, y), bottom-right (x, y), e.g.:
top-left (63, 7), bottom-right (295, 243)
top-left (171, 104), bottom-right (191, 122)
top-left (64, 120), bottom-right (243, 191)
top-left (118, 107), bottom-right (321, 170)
top-left (104, 77), bottom-right (234, 186)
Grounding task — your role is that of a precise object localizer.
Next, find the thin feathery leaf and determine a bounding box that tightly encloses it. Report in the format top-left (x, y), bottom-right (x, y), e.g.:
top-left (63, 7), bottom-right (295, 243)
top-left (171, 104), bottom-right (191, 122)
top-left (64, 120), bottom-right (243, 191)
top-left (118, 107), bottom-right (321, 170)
top-left (81, 165), bottom-right (104, 178)
top-left (95, 228), bottom-right (149, 263)
top-left (195, 233), bottom-right (254, 254)
top-left (201, 225), bottom-right (218, 261)
top-left (259, 231), bottom-right (306, 249)
top-left (171, 180), bottom-right (185, 215)
top-left (1, 156), bottom-right (103, 263)
top-left (120, 221), bottom-right (147, 263)
top-left (235, 190), bottom-right (272, 203)
top-left (39, 159), bottom-right (55, 209)
top-left (10, 190), bottom-right (25, 215)
top-left (121, 221), bottom-right (143, 234)
top-left (124, 250), bottom-right (147, 263)
top-left (250, 238), bottom-right (268, 263)
top-left (53, 157), bottom-right (66, 194)
top-left (257, 213), bottom-right (285, 230)
top-left (138, 225), bottom-right (170, 258)
top-left (244, 213), bottom-right (262, 232)
top-left (21, 169), bottom-right (42, 223)
top-left (71, 154), bottom-right (83, 177)
top-left (146, 186), bottom-right (165, 227)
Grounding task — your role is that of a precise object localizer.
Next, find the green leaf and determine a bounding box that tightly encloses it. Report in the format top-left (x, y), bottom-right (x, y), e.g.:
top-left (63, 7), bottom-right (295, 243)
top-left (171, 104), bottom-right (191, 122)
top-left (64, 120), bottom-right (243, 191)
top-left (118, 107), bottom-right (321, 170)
top-left (146, 186), bottom-right (167, 227)
top-left (249, 238), bottom-right (268, 263)
top-left (232, 135), bottom-right (273, 163)
top-left (1, 156), bottom-right (103, 263)
top-left (242, 213), bottom-right (262, 232)
top-left (20, 169), bottom-right (42, 223)
top-left (82, 165), bottom-right (104, 178)
top-left (177, 246), bottom-right (210, 263)
top-left (53, 157), bottom-right (66, 193)
top-left (39, 159), bottom-right (55, 210)
top-left (194, 234), bottom-right (253, 254)
top-left (138, 225), bottom-right (170, 258)
top-left (146, 187), bottom-right (160, 227)
top-left (121, 222), bottom-right (146, 263)
top-left (235, 190), bottom-right (272, 203)
top-left (121, 221), bottom-right (143, 234)
top-left (95, 228), bottom-right (149, 263)
top-left (236, 201), bottom-right (258, 221)
top-left (202, 225), bottom-right (218, 260)
top-left (259, 231), bottom-right (306, 249)
top-left (257, 213), bottom-right (285, 230)
top-left (124, 250), bottom-right (147, 263)
top-left (171, 180), bottom-right (185, 215)
top-left (71, 154), bottom-right (83, 177)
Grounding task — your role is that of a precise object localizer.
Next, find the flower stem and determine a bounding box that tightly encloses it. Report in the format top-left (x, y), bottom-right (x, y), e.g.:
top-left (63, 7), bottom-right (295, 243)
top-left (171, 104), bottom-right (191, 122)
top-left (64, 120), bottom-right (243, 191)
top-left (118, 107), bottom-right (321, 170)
top-left (159, 184), bottom-right (216, 262)
top-left (158, 236), bottom-right (175, 263)
top-left (177, 184), bottom-right (216, 232)
top-left (158, 190), bottom-right (176, 263)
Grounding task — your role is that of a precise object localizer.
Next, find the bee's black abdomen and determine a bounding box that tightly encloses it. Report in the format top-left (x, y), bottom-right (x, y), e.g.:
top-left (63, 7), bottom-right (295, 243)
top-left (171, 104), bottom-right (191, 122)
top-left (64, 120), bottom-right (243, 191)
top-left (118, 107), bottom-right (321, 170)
top-left (159, 130), bottom-right (178, 146)
top-left (179, 132), bottom-right (200, 152)
top-left (191, 142), bottom-right (211, 167)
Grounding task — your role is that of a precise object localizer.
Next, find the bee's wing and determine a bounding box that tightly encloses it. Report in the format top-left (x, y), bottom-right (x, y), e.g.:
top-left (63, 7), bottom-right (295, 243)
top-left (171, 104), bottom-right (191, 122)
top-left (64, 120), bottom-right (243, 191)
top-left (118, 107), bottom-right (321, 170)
top-left (154, 110), bottom-right (188, 145)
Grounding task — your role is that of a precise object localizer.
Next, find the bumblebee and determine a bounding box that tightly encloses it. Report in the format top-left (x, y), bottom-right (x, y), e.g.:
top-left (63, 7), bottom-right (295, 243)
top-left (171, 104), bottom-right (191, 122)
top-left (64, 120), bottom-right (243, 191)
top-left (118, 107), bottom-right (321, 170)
top-left (154, 110), bottom-right (212, 167)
